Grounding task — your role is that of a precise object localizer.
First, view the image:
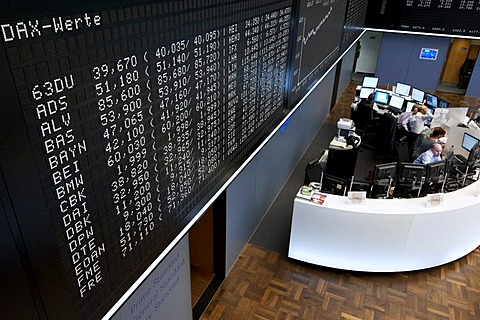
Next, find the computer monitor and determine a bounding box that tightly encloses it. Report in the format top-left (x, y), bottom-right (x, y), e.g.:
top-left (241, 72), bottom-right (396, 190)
top-left (398, 162), bottom-right (425, 183)
top-left (395, 82), bottom-right (411, 96)
top-left (419, 48), bottom-right (438, 60)
top-left (373, 91), bottom-right (390, 105)
top-left (320, 173), bottom-right (347, 196)
top-left (373, 162), bottom-right (397, 182)
top-left (388, 94), bottom-right (405, 112)
top-left (394, 163), bottom-right (425, 198)
top-left (348, 179), bottom-right (372, 198)
top-left (467, 141), bottom-right (480, 166)
top-left (445, 147), bottom-right (455, 174)
top-left (425, 160), bottom-right (446, 183)
top-left (461, 132), bottom-right (479, 152)
top-left (425, 93), bottom-right (438, 108)
top-left (411, 88), bottom-right (425, 103)
top-left (362, 76), bottom-right (379, 88)
top-left (406, 101), bottom-right (416, 111)
top-left (359, 87), bottom-right (375, 99)
top-left (371, 162), bottom-right (396, 198)
top-left (438, 98), bottom-right (449, 108)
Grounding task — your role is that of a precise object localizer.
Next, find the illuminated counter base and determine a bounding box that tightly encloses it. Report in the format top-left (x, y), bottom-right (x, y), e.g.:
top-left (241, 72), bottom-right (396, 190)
top-left (288, 181), bottom-right (480, 272)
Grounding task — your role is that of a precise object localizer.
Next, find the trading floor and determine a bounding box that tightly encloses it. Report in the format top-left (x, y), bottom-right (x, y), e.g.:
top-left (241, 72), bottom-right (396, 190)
top-left (200, 81), bottom-right (480, 320)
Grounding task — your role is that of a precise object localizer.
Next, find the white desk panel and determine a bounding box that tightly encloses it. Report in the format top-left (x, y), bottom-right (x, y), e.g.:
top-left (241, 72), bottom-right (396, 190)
top-left (288, 181), bottom-right (480, 272)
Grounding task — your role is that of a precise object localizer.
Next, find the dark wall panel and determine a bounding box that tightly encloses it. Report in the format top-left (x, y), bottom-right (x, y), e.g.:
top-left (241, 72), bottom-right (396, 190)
top-left (375, 33), bottom-right (415, 86)
top-left (375, 33), bottom-right (450, 91)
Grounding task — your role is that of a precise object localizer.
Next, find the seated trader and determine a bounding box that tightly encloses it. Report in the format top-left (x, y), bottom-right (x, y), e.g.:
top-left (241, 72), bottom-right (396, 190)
top-left (356, 93), bottom-right (375, 111)
top-left (351, 93), bottom-right (378, 131)
top-left (413, 143), bottom-right (443, 164)
top-left (412, 127), bottom-right (447, 159)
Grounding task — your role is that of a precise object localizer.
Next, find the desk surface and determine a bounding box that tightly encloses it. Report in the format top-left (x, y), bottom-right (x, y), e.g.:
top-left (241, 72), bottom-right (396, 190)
top-left (288, 181), bottom-right (480, 272)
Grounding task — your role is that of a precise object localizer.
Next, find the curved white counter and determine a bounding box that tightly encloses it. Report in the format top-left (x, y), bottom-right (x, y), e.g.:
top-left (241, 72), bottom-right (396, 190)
top-left (288, 181), bottom-right (480, 272)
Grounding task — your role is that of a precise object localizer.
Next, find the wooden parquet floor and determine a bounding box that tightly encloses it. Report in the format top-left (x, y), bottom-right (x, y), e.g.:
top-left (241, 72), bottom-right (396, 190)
top-left (201, 80), bottom-right (480, 320)
top-left (201, 243), bottom-right (480, 320)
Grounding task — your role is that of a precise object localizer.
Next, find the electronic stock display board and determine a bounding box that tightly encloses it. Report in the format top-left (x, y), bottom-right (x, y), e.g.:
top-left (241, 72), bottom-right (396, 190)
top-left (0, 0), bottom-right (367, 318)
top-left (341, 0), bottom-right (368, 52)
top-left (290, 0), bottom-right (349, 104)
top-left (366, 0), bottom-right (480, 36)
top-left (0, 0), bottom-right (293, 318)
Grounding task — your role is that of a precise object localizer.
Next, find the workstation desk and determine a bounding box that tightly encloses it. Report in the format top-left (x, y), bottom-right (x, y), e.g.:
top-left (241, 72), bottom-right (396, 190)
top-left (288, 181), bottom-right (480, 272)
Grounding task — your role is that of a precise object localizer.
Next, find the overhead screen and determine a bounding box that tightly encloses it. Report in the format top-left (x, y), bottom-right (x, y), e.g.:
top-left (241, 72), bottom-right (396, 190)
top-left (290, 0), bottom-right (349, 103)
top-left (341, 0), bottom-right (369, 52)
top-left (0, 0), bottom-right (368, 318)
top-left (366, 0), bottom-right (480, 36)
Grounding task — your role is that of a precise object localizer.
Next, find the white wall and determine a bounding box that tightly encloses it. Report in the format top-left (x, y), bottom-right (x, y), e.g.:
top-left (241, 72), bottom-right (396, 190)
top-left (355, 31), bottom-right (383, 74)
top-left (112, 236), bottom-right (192, 320)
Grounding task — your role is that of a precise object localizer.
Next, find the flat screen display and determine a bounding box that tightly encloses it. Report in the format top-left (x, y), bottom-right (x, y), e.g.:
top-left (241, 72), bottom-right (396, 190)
top-left (419, 48), bottom-right (438, 60)
top-left (374, 91), bottom-right (390, 105)
top-left (406, 101), bottom-right (416, 111)
top-left (411, 88), bottom-right (425, 103)
top-left (389, 95), bottom-right (405, 111)
top-left (395, 82), bottom-right (411, 96)
top-left (359, 87), bottom-right (375, 99)
top-left (462, 132), bottom-right (479, 152)
top-left (438, 98), bottom-right (449, 108)
top-left (365, 2), bottom-right (480, 38)
top-left (362, 76), bottom-right (379, 88)
top-left (425, 93), bottom-right (438, 108)
top-left (290, 0), bottom-right (349, 103)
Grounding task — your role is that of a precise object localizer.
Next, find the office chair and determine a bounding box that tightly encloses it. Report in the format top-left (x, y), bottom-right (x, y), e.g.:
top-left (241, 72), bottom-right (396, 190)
top-left (351, 100), bottom-right (375, 130)
top-left (350, 100), bottom-right (379, 148)
top-left (376, 113), bottom-right (397, 161)
top-left (304, 150), bottom-right (328, 185)
top-left (395, 137), bottom-right (410, 163)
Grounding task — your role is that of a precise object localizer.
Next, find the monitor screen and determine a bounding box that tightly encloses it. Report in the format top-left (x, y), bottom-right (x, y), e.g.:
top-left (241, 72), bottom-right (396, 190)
top-left (419, 48), bottom-right (438, 60)
top-left (425, 93), bottom-right (438, 108)
top-left (320, 174), bottom-right (347, 196)
top-left (359, 87), bottom-right (375, 99)
top-left (411, 88), bottom-right (425, 103)
top-left (362, 76), bottom-right (379, 88)
top-left (373, 162), bottom-right (397, 182)
top-left (467, 141), bottom-right (480, 166)
top-left (374, 91), bottom-right (390, 105)
top-left (348, 179), bottom-right (372, 198)
top-left (461, 132), bottom-right (479, 152)
top-left (425, 160), bottom-right (446, 183)
top-left (395, 82), bottom-right (411, 96)
top-left (406, 101), bottom-right (416, 111)
top-left (438, 98), bottom-right (449, 108)
top-left (398, 162), bottom-right (425, 182)
top-left (389, 94), bottom-right (405, 111)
